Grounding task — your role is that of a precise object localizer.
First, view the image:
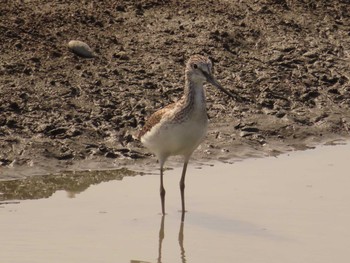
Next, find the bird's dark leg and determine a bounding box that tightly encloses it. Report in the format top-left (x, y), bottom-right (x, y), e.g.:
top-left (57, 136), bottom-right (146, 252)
top-left (160, 161), bottom-right (166, 215)
top-left (179, 159), bottom-right (189, 217)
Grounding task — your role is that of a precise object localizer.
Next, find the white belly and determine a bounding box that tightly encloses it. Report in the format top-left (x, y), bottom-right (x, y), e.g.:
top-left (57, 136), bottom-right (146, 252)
top-left (141, 111), bottom-right (208, 159)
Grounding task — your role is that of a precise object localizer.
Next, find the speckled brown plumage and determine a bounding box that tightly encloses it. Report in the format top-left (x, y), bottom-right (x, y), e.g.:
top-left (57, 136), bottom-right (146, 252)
top-left (138, 103), bottom-right (176, 140)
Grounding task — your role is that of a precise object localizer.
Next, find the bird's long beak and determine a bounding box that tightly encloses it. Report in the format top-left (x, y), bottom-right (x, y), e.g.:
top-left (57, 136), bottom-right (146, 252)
top-left (202, 71), bottom-right (237, 100)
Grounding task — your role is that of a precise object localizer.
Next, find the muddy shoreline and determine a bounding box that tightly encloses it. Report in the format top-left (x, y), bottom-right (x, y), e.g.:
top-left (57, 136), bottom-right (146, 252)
top-left (1, 1), bottom-right (350, 179)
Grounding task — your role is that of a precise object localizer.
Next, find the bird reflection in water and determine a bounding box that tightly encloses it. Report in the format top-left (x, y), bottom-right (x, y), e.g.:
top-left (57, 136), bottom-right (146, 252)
top-left (131, 214), bottom-right (187, 263)
top-left (178, 219), bottom-right (186, 263)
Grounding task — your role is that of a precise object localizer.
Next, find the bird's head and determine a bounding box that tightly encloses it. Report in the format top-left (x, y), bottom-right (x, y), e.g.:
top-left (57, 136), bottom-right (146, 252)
top-left (185, 55), bottom-right (237, 99)
top-left (186, 55), bottom-right (213, 84)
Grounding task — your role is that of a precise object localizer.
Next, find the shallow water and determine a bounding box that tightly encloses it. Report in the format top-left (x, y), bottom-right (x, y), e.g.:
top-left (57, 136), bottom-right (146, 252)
top-left (1, 143), bottom-right (350, 263)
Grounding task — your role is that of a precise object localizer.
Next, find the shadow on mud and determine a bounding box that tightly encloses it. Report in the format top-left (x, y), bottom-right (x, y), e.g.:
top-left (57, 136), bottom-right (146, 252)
top-left (0, 168), bottom-right (136, 202)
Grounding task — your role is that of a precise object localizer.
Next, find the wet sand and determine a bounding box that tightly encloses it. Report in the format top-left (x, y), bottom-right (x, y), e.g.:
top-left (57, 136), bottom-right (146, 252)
top-left (1, 1), bottom-right (350, 173)
top-left (1, 142), bottom-right (350, 263)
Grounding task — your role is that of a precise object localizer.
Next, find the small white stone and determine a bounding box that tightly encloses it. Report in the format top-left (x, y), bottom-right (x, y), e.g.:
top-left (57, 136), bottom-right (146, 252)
top-left (68, 40), bottom-right (95, 58)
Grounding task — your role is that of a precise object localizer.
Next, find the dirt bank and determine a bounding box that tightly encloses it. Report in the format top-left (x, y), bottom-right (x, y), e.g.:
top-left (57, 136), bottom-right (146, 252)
top-left (1, 0), bottom-right (350, 179)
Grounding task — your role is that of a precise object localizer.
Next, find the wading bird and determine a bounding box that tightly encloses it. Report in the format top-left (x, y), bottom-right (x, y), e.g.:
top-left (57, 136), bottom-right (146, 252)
top-left (138, 55), bottom-right (236, 217)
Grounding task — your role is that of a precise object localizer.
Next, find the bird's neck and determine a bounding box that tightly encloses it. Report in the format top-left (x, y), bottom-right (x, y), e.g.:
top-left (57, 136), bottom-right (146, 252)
top-left (182, 76), bottom-right (206, 108)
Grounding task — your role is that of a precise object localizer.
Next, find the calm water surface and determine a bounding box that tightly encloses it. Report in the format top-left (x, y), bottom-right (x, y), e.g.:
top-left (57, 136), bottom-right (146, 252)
top-left (1, 143), bottom-right (350, 263)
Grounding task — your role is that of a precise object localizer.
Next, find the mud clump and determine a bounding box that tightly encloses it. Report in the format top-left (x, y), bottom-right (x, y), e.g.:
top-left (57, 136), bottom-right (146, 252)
top-left (1, 0), bottom-right (350, 177)
top-left (68, 40), bottom-right (95, 58)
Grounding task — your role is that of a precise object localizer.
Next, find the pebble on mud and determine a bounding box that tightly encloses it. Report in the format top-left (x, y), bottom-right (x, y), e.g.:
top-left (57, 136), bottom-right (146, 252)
top-left (68, 40), bottom-right (95, 58)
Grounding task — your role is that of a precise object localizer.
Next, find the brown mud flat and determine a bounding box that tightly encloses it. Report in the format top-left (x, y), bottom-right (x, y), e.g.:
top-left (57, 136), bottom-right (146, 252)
top-left (1, 0), bottom-right (350, 179)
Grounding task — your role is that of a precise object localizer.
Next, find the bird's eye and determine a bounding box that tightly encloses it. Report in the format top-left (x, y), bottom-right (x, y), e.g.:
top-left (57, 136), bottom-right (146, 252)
top-left (193, 64), bottom-right (198, 69)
